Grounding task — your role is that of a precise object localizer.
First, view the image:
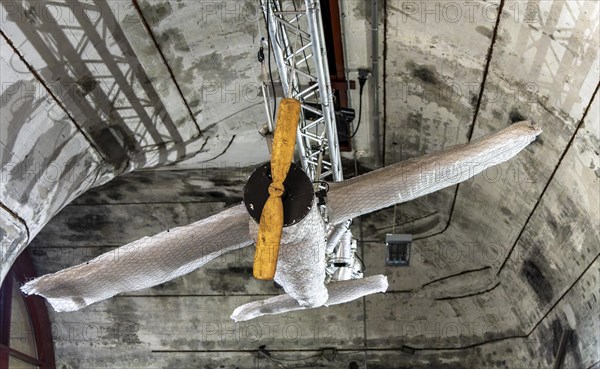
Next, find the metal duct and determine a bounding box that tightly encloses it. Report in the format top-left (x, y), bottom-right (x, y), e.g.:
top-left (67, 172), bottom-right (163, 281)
top-left (325, 221), bottom-right (350, 254)
top-left (331, 230), bottom-right (353, 267)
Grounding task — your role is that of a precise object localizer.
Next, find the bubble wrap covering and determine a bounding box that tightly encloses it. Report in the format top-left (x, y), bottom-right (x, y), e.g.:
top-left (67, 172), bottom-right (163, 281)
top-left (249, 201), bottom-right (328, 307)
top-left (22, 204), bottom-right (253, 312)
top-left (327, 121), bottom-right (542, 224)
top-left (231, 275), bottom-right (388, 321)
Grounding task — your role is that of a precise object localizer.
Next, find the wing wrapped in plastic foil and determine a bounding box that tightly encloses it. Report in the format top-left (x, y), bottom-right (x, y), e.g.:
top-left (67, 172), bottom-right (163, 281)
top-left (22, 204), bottom-right (253, 312)
top-left (327, 121), bottom-right (542, 224)
top-left (231, 275), bottom-right (388, 321)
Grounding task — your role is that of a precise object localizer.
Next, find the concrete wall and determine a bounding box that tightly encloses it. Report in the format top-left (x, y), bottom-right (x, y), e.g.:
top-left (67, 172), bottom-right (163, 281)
top-left (0, 32), bottom-right (113, 282)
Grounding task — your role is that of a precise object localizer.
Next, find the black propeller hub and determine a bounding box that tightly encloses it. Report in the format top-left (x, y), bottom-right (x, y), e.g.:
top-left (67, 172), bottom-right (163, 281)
top-left (243, 162), bottom-right (314, 227)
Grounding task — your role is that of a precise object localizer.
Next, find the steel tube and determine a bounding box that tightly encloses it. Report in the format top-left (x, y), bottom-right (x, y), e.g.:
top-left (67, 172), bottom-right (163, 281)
top-left (306, 0), bottom-right (343, 181)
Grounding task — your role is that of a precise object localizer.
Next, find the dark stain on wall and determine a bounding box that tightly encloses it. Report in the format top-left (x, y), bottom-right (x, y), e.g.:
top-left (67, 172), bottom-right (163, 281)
top-left (240, 1), bottom-right (260, 39)
top-left (551, 318), bottom-right (563, 355)
top-left (206, 191), bottom-right (226, 199)
top-left (137, 176), bottom-right (153, 185)
top-left (140, 0), bottom-right (173, 25)
top-left (406, 111), bottom-right (422, 131)
top-left (569, 331), bottom-right (585, 368)
top-left (509, 108), bottom-right (527, 123)
top-left (206, 265), bottom-right (254, 293)
top-left (475, 26), bottom-right (494, 40)
top-left (402, 215), bottom-right (442, 237)
top-left (104, 300), bottom-right (142, 345)
top-left (158, 28), bottom-right (190, 52)
top-left (192, 51), bottom-right (251, 86)
top-left (499, 206), bottom-right (512, 216)
top-left (407, 62), bottom-right (439, 85)
top-left (76, 75), bottom-right (99, 96)
top-left (353, 0), bottom-right (386, 25)
top-left (211, 176), bottom-right (248, 187)
top-left (66, 213), bottom-right (110, 233)
top-left (176, 189), bottom-right (208, 198)
top-left (151, 280), bottom-right (179, 291)
top-left (470, 93), bottom-right (479, 109)
top-left (227, 266), bottom-right (253, 275)
top-left (89, 125), bottom-right (135, 173)
top-left (546, 211), bottom-right (572, 237)
top-left (521, 258), bottom-right (554, 304)
top-left (400, 60), bottom-right (475, 145)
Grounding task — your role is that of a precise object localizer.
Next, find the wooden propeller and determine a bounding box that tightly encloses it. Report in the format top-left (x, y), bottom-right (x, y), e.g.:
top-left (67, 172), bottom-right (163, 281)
top-left (253, 98), bottom-right (301, 280)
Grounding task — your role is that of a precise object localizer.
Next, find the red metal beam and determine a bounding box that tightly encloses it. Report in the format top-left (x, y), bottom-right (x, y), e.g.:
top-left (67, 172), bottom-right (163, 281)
top-left (3, 251), bottom-right (56, 368)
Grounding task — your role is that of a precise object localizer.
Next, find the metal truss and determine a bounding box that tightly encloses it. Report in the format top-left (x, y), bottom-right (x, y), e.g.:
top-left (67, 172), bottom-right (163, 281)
top-left (261, 0), bottom-right (343, 183)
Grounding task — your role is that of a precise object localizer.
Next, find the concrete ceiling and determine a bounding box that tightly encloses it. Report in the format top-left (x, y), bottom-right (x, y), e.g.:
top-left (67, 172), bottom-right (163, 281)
top-left (1, 0), bottom-right (599, 368)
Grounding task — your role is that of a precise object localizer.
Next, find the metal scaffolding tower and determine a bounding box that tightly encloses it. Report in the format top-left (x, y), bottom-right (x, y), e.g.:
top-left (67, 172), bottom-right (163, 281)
top-left (261, 0), bottom-right (343, 183)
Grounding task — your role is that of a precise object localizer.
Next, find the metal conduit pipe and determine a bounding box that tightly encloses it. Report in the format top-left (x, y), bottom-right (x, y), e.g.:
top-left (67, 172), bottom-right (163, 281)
top-left (370, 0), bottom-right (381, 166)
top-left (326, 221), bottom-right (350, 254)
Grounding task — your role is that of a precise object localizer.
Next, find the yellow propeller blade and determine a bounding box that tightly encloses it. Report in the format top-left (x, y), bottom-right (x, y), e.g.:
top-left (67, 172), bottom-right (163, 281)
top-left (254, 98), bottom-right (301, 280)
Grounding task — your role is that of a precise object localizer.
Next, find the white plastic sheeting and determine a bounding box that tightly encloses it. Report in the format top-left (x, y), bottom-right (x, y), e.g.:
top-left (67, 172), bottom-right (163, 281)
top-left (327, 121), bottom-right (542, 224)
top-left (231, 275), bottom-right (388, 321)
top-left (22, 204), bottom-right (253, 312)
top-left (249, 200), bottom-right (328, 307)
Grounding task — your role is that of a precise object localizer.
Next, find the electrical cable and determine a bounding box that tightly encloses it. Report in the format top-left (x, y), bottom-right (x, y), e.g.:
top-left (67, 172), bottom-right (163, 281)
top-left (350, 94), bottom-right (363, 138)
top-left (354, 251), bottom-right (366, 273)
top-left (258, 346), bottom-right (324, 369)
top-left (270, 353), bottom-right (322, 363)
top-left (264, 4), bottom-right (277, 121)
top-left (350, 73), bottom-right (368, 139)
top-left (392, 204), bottom-right (397, 233)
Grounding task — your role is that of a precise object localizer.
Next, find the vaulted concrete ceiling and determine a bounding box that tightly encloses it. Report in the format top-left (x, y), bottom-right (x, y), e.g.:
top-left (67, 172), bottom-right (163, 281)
top-left (1, 0), bottom-right (598, 368)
